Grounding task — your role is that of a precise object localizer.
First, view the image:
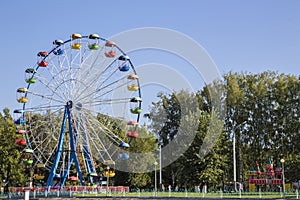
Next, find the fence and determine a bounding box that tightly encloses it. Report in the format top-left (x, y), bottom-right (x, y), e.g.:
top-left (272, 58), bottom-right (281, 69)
top-left (7, 186), bottom-right (130, 199)
top-left (4, 186), bottom-right (300, 199)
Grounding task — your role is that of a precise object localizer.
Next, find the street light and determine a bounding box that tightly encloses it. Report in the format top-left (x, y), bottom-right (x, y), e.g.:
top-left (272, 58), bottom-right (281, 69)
top-left (233, 121), bottom-right (247, 192)
top-left (280, 159), bottom-right (285, 197)
top-left (106, 166), bottom-right (110, 196)
top-left (154, 161), bottom-right (158, 196)
top-left (144, 113), bottom-right (163, 192)
top-left (159, 140), bottom-right (162, 191)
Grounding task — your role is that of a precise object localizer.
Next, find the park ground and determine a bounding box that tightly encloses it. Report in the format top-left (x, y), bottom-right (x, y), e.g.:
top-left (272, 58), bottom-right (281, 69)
top-left (1, 191), bottom-right (299, 199)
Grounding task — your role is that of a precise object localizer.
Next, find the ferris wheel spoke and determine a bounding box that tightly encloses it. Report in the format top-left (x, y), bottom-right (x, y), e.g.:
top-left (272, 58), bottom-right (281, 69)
top-left (32, 129), bottom-right (59, 153)
top-left (33, 74), bottom-right (71, 102)
top-left (46, 55), bottom-right (71, 86)
top-left (97, 77), bottom-right (127, 93)
top-left (75, 64), bottom-right (119, 102)
top-left (47, 49), bottom-right (87, 100)
top-left (27, 90), bottom-right (66, 104)
top-left (23, 104), bottom-right (63, 113)
top-left (76, 54), bottom-right (119, 97)
top-left (82, 111), bottom-right (112, 140)
top-left (83, 55), bottom-right (118, 85)
top-left (27, 119), bottom-right (60, 166)
top-left (94, 59), bottom-right (130, 93)
top-left (98, 123), bottom-right (124, 145)
top-left (87, 126), bottom-right (115, 159)
top-left (75, 113), bottom-right (114, 162)
top-left (79, 120), bottom-right (114, 161)
top-left (27, 117), bottom-right (59, 148)
top-left (82, 98), bottom-right (130, 108)
top-left (35, 63), bottom-right (72, 92)
top-left (96, 75), bottom-right (128, 94)
top-left (77, 75), bottom-right (129, 104)
top-left (44, 143), bottom-right (59, 167)
top-left (88, 133), bottom-right (114, 162)
top-left (83, 110), bottom-right (125, 144)
top-left (75, 109), bottom-right (115, 157)
top-left (41, 75), bottom-right (69, 99)
top-left (78, 46), bottom-right (103, 70)
top-left (93, 81), bottom-right (129, 100)
top-left (37, 140), bottom-right (57, 166)
top-left (74, 54), bottom-right (106, 89)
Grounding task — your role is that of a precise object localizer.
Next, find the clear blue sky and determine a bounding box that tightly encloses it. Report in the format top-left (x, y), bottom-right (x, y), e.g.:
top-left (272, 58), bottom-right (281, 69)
top-left (1, 0), bottom-right (300, 113)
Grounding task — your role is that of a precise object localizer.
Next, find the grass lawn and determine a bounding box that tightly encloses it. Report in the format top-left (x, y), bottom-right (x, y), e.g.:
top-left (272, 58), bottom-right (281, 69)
top-left (74, 191), bottom-right (299, 199)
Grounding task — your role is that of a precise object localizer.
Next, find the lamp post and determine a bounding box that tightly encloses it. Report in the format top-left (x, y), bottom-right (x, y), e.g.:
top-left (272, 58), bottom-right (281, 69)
top-left (233, 121), bottom-right (246, 192)
top-left (106, 166), bottom-right (110, 196)
top-left (154, 161), bottom-right (158, 196)
top-left (233, 128), bottom-right (237, 192)
top-left (144, 113), bottom-right (163, 192)
top-left (159, 140), bottom-right (162, 191)
top-left (280, 159), bottom-right (285, 197)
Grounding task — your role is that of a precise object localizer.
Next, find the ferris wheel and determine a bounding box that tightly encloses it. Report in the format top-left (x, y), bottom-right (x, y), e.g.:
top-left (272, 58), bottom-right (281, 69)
top-left (13, 33), bottom-right (142, 187)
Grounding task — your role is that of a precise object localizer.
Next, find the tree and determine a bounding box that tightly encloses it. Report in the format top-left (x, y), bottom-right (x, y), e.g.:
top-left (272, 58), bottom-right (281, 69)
top-left (0, 108), bottom-right (26, 188)
top-left (114, 125), bottom-right (157, 188)
top-left (148, 90), bottom-right (229, 190)
top-left (224, 71), bottom-right (300, 183)
top-left (148, 71), bottom-right (300, 190)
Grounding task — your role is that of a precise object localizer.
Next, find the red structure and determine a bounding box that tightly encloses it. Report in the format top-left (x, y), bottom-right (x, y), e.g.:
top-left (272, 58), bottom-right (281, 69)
top-left (246, 158), bottom-right (284, 192)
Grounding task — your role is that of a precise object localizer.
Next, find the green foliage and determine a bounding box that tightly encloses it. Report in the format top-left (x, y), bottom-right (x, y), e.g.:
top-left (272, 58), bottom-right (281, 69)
top-left (113, 126), bottom-right (158, 188)
top-left (128, 173), bottom-right (152, 189)
top-left (0, 109), bottom-right (26, 186)
top-left (1, 71), bottom-right (300, 190)
top-left (224, 71), bottom-right (300, 183)
top-left (148, 90), bottom-right (228, 189)
top-left (148, 71), bottom-right (300, 190)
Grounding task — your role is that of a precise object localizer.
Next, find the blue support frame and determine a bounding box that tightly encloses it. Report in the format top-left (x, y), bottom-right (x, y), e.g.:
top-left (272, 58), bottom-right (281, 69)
top-left (80, 112), bottom-right (96, 183)
top-left (46, 107), bottom-right (68, 187)
top-left (66, 106), bottom-right (84, 185)
top-left (46, 101), bottom-right (85, 187)
top-left (83, 130), bottom-right (96, 183)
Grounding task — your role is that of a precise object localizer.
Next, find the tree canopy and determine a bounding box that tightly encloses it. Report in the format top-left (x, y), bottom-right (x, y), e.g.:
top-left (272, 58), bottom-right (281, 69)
top-left (1, 71), bottom-right (300, 190)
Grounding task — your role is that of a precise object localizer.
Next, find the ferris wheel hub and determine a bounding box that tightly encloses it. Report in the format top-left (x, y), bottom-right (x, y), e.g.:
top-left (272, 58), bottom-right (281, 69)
top-left (75, 102), bottom-right (83, 111)
top-left (66, 100), bottom-right (73, 108)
